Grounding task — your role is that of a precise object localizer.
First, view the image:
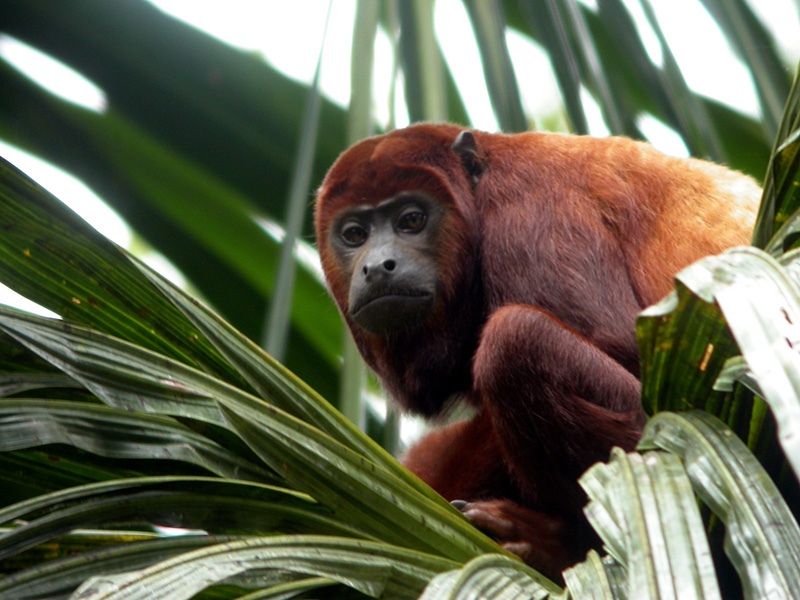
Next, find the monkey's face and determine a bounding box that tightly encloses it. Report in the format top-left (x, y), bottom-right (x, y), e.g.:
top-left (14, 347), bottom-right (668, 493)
top-left (328, 192), bottom-right (444, 337)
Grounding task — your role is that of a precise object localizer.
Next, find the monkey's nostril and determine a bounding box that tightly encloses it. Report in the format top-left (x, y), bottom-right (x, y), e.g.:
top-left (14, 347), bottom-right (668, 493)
top-left (362, 265), bottom-right (368, 276)
top-left (384, 259), bottom-right (396, 271)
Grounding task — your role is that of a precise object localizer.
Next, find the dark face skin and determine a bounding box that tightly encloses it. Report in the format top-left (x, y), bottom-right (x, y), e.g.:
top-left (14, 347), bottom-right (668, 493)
top-left (329, 192), bottom-right (443, 337)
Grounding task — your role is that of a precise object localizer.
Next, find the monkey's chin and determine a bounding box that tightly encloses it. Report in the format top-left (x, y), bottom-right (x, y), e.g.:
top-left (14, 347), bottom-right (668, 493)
top-left (351, 293), bottom-right (434, 337)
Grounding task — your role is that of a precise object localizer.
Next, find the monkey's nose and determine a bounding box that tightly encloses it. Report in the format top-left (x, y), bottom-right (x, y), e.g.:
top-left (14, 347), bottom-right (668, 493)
top-left (362, 259), bottom-right (396, 278)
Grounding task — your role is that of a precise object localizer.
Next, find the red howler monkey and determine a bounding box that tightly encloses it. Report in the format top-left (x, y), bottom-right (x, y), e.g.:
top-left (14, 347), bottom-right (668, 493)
top-left (314, 123), bottom-right (760, 579)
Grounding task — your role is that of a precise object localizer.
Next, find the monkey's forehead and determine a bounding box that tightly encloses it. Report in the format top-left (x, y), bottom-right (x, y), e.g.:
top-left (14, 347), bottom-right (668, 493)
top-left (327, 122), bottom-right (472, 176)
top-left (319, 138), bottom-right (464, 206)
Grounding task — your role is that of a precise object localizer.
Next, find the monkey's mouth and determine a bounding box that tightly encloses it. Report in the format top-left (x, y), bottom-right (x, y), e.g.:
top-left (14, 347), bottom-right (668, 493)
top-left (351, 289), bottom-right (431, 314)
top-left (350, 290), bottom-right (434, 336)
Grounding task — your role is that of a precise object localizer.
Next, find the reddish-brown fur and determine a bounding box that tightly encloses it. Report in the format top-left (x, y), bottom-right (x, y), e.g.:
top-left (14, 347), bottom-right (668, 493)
top-left (315, 123), bottom-right (760, 579)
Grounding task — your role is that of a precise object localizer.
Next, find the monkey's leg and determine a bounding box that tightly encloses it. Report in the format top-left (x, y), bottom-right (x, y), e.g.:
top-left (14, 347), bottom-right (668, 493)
top-left (401, 411), bottom-right (513, 502)
top-left (402, 410), bottom-right (593, 581)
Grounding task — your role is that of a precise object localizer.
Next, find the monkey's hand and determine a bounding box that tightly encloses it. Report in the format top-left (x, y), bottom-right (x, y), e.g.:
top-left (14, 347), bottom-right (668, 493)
top-left (452, 498), bottom-right (594, 582)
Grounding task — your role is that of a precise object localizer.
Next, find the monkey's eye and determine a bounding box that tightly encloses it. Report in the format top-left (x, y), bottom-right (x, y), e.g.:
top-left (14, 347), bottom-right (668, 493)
top-left (341, 223), bottom-right (368, 246)
top-left (397, 210), bottom-right (426, 233)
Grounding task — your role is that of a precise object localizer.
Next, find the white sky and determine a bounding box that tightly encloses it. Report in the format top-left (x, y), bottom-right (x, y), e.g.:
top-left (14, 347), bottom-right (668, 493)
top-left (148, 0), bottom-right (800, 127)
top-left (0, 0), bottom-right (799, 316)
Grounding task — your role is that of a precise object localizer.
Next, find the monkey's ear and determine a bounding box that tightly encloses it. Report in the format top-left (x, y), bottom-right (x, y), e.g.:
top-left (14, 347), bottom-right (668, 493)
top-left (451, 131), bottom-right (485, 185)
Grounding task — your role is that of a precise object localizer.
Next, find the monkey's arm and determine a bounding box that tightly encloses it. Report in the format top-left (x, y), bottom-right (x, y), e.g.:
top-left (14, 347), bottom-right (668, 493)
top-left (473, 304), bottom-right (645, 515)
